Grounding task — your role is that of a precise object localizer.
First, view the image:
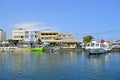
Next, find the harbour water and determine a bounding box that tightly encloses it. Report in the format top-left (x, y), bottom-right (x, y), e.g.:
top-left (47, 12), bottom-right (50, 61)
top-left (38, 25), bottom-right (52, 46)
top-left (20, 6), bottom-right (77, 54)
top-left (0, 50), bottom-right (120, 80)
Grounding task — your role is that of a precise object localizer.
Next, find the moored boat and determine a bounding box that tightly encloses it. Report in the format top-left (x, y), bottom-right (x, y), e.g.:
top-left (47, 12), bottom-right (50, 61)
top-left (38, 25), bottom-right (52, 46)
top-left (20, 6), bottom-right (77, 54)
top-left (85, 40), bottom-right (112, 54)
top-left (31, 47), bottom-right (44, 52)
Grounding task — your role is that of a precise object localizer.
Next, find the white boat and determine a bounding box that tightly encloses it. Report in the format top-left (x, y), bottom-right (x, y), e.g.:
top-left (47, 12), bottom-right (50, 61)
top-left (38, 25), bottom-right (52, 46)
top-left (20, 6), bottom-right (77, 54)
top-left (85, 40), bottom-right (112, 54)
top-left (0, 47), bottom-right (17, 52)
top-left (50, 47), bottom-right (60, 52)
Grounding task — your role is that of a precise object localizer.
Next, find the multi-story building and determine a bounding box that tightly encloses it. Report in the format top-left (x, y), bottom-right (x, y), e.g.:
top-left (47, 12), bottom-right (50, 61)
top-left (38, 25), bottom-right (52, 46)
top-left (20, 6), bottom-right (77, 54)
top-left (59, 33), bottom-right (76, 42)
top-left (39, 29), bottom-right (61, 43)
top-left (39, 29), bottom-right (76, 43)
top-left (0, 29), bottom-right (6, 41)
top-left (12, 28), bottom-right (25, 43)
top-left (12, 28), bottom-right (77, 44)
top-left (24, 29), bottom-right (39, 44)
top-left (12, 28), bottom-right (39, 44)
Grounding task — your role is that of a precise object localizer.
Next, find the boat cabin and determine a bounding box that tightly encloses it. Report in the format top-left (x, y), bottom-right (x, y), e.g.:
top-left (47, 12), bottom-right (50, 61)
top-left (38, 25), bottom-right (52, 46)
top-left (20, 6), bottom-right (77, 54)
top-left (85, 41), bottom-right (106, 50)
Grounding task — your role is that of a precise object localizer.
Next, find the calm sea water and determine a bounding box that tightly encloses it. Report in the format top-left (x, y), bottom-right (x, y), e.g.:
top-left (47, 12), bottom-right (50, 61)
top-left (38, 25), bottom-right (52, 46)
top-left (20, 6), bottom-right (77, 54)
top-left (0, 50), bottom-right (120, 80)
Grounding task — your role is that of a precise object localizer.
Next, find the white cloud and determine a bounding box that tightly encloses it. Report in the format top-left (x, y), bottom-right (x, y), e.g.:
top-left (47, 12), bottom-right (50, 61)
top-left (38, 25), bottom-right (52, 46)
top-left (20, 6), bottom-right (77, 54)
top-left (9, 22), bottom-right (59, 31)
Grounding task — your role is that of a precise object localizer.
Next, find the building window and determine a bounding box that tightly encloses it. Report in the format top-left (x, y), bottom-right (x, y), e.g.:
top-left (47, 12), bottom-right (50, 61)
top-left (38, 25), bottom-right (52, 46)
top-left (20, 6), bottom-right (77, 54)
top-left (25, 35), bottom-right (29, 38)
top-left (14, 36), bottom-right (21, 38)
top-left (35, 31), bottom-right (38, 34)
top-left (25, 31), bottom-right (29, 34)
top-left (21, 36), bottom-right (24, 38)
top-left (41, 33), bottom-right (44, 35)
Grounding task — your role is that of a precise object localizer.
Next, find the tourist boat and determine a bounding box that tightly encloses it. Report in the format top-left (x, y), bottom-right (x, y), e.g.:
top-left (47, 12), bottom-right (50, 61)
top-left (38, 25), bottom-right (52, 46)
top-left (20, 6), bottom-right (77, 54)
top-left (31, 47), bottom-right (44, 52)
top-left (85, 40), bottom-right (112, 54)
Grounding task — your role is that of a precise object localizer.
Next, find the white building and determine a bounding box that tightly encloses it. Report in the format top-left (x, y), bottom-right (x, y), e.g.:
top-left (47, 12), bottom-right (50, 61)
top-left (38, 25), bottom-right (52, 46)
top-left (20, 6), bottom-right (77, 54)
top-left (12, 28), bottom-right (25, 43)
top-left (24, 29), bottom-right (39, 44)
top-left (12, 28), bottom-right (39, 44)
top-left (0, 29), bottom-right (6, 41)
top-left (12, 29), bottom-right (25, 40)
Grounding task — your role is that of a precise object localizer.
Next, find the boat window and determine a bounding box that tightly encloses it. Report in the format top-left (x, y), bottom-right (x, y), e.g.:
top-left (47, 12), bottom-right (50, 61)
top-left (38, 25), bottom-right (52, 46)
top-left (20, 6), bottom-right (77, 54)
top-left (100, 44), bottom-right (102, 47)
top-left (96, 44), bottom-right (99, 46)
top-left (100, 44), bottom-right (104, 47)
top-left (87, 44), bottom-right (90, 47)
top-left (91, 43), bottom-right (95, 47)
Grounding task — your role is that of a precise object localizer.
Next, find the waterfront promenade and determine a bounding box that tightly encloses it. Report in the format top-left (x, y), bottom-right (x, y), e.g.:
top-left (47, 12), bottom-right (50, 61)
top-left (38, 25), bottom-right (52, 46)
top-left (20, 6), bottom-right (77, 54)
top-left (0, 46), bottom-right (120, 52)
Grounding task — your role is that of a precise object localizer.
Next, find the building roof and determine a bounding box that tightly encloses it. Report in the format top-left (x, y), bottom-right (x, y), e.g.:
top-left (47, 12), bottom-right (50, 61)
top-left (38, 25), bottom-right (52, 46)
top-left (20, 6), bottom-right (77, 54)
top-left (59, 33), bottom-right (73, 35)
top-left (40, 32), bottom-right (59, 33)
top-left (18, 28), bottom-right (24, 30)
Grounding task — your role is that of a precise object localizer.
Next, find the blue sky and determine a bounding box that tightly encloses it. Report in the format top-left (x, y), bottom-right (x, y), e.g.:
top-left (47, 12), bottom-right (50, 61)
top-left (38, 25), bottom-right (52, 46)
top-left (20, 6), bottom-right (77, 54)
top-left (0, 0), bottom-right (120, 40)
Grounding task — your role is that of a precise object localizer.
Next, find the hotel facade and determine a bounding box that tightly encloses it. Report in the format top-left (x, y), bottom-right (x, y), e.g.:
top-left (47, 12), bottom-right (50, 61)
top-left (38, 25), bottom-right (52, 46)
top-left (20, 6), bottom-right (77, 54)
top-left (38, 29), bottom-right (76, 43)
top-left (12, 28), bottom-right (39, 44)
top-left (12, 29), bottom-right (25, 43)
top-left (58, 33), bottom-right (76, 42)
top-left (39, 29), bottom-right (60, 43)
top-left (12, 29), bottom-right (77, 44)
top-left (24, 29), bottom-right (39, 44)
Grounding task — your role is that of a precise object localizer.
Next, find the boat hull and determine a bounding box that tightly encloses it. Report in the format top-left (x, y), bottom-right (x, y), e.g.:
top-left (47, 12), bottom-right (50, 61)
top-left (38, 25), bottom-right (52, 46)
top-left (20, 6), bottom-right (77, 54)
top-left (87, 48), bottom-right (111, 54)
top-left (31, 47), bottom-right (44, 52)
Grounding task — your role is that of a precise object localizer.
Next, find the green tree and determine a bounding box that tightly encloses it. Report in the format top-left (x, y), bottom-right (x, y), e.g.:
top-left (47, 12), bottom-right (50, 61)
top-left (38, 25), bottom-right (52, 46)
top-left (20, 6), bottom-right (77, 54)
top-left (38, 38), bottom-right (41, 44)
top-left (83, 35), bottom-right (93, 43)
top-left (8, 39), bottom-right (14, 45)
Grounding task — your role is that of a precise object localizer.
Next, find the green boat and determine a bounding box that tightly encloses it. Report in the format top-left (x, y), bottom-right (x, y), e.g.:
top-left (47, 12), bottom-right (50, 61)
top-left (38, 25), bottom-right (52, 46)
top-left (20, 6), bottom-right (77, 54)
top-left (31, 47), bottom-right (44, 52)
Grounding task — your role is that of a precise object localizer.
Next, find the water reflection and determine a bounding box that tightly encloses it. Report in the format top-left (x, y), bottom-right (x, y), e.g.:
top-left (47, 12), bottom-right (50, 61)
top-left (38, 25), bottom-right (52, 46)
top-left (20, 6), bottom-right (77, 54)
top-left (0, 51), bottom-right (120, 80)
top-left (86, 53), bottom-right (111, 63)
